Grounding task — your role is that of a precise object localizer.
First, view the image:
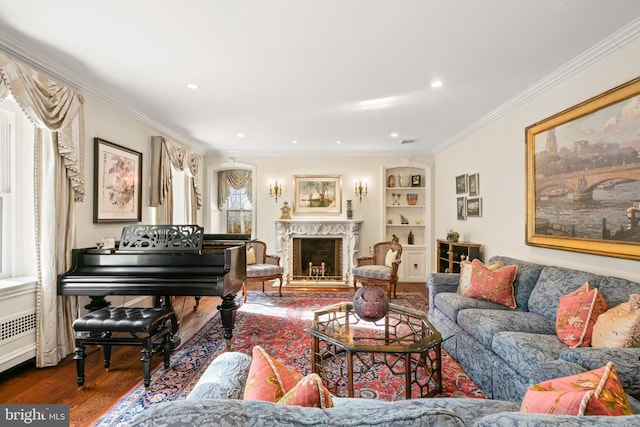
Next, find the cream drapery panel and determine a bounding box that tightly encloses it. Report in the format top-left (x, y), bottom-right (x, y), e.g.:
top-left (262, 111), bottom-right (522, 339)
top-left (150, 136), bottom-right (202, 224)
top-left (0, 51), bottom-right (84, 367)
top-left (218, 170), bottom-right (252, 209)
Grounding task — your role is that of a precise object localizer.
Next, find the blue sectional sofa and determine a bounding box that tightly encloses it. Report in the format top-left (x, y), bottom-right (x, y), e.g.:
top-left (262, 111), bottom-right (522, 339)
top-left (130, 351), bottom-right (640, 426)
top-left (428, 255), bottom-right (640, 403)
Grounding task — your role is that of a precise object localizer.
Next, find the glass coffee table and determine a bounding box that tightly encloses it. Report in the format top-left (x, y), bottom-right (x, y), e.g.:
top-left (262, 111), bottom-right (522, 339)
top-left (309, 302), bottom-right (453, 399)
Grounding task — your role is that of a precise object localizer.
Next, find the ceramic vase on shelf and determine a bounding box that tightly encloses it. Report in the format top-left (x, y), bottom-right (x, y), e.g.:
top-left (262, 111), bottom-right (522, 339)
top-left (407, 193), bottom-right (418, 205)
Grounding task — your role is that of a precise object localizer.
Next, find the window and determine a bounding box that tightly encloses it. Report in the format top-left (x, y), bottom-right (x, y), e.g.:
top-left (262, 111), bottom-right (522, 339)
top-left (0, 106), bottom-right (14, 278)
top-left (218, 169), bottom-right (253, 235)
top-left (224, 187), bottom-right (253, 234)
top-left (171, 166), bottom-right (189, 224)
top-left (0, 97), bottom-right (36, 280)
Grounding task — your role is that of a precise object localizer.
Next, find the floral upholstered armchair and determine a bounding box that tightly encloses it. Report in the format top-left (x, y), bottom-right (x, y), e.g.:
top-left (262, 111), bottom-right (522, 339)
top-left (242, 240), bottom-right (283, 302)
top-left (352, 241), bottom-right (402, 299)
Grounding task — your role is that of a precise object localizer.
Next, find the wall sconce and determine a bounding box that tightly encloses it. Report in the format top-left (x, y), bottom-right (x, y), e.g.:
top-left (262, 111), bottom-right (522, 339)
top-left (355, 180), bottom-right (368, 202)
top-left (269, 181), bottom-right (282, 202)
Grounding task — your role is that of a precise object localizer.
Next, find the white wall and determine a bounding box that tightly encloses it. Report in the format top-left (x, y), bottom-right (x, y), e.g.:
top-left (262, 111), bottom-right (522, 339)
top-left (75, 97), bottom-right (204, 248)
top-left (434, 38), bottom-right (640, 282)
top-left (205, 155), bottom-right (434, 259)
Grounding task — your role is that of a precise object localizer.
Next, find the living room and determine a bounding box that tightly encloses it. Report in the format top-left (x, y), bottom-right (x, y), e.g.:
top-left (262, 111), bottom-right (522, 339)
top-left (1, 2), bottom-right (640, 426)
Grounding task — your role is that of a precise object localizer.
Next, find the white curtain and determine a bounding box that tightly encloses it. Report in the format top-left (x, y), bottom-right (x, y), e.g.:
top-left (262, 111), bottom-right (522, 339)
top-left (0, 51), bottom-right (84, 367)
top-left (150, 135), bottom-right (202, 224)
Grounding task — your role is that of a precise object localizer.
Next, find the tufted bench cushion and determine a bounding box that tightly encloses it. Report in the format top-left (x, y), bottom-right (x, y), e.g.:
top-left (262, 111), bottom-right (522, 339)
top-left (73, 307), bottom-right (175, 388)
top-left (73, 306), bottom-right (175, 333)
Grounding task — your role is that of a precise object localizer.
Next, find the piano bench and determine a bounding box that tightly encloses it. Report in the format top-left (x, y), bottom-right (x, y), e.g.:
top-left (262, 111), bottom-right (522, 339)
top-left (72, 307), bottom-right (175, 389)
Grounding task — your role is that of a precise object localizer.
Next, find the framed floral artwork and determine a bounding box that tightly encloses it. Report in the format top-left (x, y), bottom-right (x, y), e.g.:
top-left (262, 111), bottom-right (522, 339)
top-left (93, 138), bottom-right (142, 223)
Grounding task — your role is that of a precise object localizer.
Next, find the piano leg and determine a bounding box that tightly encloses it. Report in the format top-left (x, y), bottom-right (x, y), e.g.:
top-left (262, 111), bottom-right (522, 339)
top-left (85, 296), bottom-right (111, 312)
top-left (217, 293), bottom-right (239, 349)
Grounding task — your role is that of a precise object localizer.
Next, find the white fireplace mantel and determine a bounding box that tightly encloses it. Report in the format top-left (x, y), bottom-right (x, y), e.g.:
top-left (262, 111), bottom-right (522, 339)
top-left (275, 220), bottom-right (363, 285)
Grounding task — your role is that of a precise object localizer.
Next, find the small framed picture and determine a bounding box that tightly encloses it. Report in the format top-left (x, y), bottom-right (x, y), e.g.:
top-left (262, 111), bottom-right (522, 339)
top-left (468, 173), bottom-right (479, 196)
top-left (411, 175), bottom-right (421, 187)
top-left (457, 197), bottom-right (467, 220)
top-left (467, 197), bottom-right (483, 217)
top-left (455, 174), bottom-right (468, 194)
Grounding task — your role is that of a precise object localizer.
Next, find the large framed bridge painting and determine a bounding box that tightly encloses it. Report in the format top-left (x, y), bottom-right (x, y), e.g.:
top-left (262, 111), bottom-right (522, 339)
top-left (526, 76), bottom-right (640, 261)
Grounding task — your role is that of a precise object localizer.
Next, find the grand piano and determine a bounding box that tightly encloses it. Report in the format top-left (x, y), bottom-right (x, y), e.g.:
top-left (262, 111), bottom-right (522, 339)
top-left (58, 225), bottom-right (248, 346)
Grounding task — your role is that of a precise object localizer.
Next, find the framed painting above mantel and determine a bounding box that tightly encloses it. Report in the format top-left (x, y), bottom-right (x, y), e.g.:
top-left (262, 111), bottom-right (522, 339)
top-left (293, 175), bottom-right (342, 215)
top-left (93, 137), bottom-right (142, 223)
top-left (525, 76), bottom-right (640, 261)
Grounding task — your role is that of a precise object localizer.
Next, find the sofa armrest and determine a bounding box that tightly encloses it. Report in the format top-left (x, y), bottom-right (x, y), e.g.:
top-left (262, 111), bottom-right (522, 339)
top-left (560, 347), bottom-right (640, 399)
top-left (476, 412), bottom-right (640, 426)
top-left (427, 272), bottom-right (460, 312)
top-left (186, 352), bottom-right (252, 400)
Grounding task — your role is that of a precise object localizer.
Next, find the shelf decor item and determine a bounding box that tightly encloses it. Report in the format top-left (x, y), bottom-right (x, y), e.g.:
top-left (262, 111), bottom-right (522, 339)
top-left (387, 175), bottom-right (395, 187)
top-left (280, 201), bottom-right (292, 219)
top-left (346, 199), bottom-right (353, 219)
top-left (407, 230), bottom-right (414, 245)
top-left (407, 193), bottom-right (418, 205)
top-left (411, 175), bottom-right (421, 187)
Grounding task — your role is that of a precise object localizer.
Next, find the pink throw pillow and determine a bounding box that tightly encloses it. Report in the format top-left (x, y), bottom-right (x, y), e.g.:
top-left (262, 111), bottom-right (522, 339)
top-left (520, 361), bottom-right (631, 416)
top-left (278, 373), bottom-right (334, 408)
top-left (243, 345), bottom-right (303, 402)
top-left (463, 259), bottom-right (517, 308)
top-left (556, 282), bottom-right (608, 348)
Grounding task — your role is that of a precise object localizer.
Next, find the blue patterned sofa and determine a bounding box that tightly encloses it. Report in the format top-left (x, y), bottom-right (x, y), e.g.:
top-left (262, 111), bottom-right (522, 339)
top-left (428, 255), bottom-right (640, 404)
top-left (130, 351), bottom-right (640, 426)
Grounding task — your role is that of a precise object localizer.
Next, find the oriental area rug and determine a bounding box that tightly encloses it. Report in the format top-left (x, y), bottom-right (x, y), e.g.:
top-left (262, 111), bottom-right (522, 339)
top-left (93, 292), bottom-right (486, 426)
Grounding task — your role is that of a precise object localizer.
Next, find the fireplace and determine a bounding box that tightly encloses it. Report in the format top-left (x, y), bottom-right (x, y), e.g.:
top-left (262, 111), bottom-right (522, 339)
top-left (275, 220), bottom-right (362, 286)
top-left (292, 237), bottom-right (342, 280)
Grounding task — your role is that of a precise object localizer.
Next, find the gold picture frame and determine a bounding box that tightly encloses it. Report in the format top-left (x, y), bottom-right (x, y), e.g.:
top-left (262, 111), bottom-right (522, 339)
top-left (293, 175), bottom-right (342, 214)
top-left (526, 76), bottom-right (640, 261)
top-left (93, 138), bottom-right (142, 223)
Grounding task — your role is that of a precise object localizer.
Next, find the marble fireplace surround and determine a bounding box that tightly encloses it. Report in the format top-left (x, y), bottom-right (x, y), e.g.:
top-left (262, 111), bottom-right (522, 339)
top-left (275, 220), bottom-right (363, 286)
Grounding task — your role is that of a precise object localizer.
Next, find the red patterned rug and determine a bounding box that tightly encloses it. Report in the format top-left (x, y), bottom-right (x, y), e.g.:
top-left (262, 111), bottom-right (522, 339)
top-left (93, 292), bottom-right (486, 426)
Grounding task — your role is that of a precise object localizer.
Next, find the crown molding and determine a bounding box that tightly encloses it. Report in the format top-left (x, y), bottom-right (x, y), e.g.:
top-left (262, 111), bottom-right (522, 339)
top-left (433, 17), bottom-right (640, 154)
top-left (0, 31), bottom-right (206, 151)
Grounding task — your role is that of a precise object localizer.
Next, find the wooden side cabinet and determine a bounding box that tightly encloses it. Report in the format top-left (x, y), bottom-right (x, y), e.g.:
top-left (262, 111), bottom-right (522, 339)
top-left (436, 240), bottom-right (481, 273)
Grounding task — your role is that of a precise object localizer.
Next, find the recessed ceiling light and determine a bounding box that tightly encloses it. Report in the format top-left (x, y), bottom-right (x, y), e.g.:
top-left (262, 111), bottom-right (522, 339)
top-left (236, 133), bottom-right (245, 138)
top-left (186, 83), bottom-right (199, 90)
top-left (336, 140), bottom-right (342, 144)
top-left (292, 140), bottom-right (299, 144)
top-left (431, 80), bottom-right (443, 88)
top-left (390, 132), bottom-right (399, 138)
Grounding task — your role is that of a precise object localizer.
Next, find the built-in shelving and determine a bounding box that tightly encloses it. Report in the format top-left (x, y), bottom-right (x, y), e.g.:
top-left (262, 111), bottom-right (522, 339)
top-left (383, 164), bottom-right (431, 282)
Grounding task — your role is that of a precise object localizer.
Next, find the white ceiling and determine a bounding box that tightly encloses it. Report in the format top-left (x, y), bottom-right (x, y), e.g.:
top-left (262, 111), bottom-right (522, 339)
top-left (1, 1), bottom-right (639, 156)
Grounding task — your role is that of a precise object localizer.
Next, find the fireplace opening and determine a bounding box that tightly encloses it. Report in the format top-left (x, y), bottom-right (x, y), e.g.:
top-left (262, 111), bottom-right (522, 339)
top-left (292, 238), bottom-right (343, 281)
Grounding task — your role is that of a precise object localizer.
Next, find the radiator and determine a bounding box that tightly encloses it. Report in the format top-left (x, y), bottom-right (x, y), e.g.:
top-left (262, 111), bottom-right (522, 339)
top-left (0, 278), bottom-right (36, 373)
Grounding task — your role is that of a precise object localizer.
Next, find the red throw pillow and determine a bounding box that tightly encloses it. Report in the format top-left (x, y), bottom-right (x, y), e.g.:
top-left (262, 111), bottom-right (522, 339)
top-left (278, 373), bottom-right (334, 408)
top-left (556, 282), bottom-right (608, 348)
top-left (520, 361), bottom-right (632, 416)
top-left (243, 345), bottom-right (303, 402)
top-left (463, 259), bottom-right (517, 308)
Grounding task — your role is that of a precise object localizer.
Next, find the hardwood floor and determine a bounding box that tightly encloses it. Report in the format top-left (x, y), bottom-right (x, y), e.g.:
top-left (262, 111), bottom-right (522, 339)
top-left (0, 282), bottom-right (427, 426)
